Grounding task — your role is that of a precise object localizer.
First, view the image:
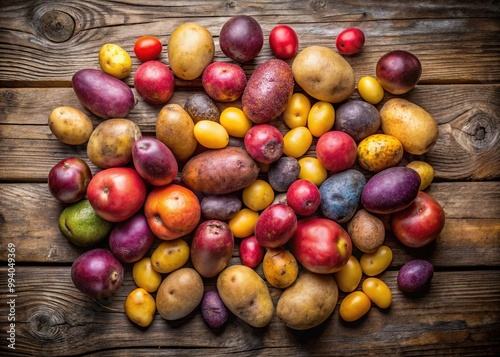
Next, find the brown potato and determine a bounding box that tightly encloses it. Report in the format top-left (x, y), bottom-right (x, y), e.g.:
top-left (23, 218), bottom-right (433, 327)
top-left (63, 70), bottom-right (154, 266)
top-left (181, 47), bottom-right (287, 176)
top-left (48, 106), bottom-right (93, 145)
top-left (156, 104), bottom-right (198, 162)
top-left (347, 209), bottom-right (385, 253)
top-left (182, 146), bottom-right (259, 195)
top-left (184, 93), bottom-right (220, 123)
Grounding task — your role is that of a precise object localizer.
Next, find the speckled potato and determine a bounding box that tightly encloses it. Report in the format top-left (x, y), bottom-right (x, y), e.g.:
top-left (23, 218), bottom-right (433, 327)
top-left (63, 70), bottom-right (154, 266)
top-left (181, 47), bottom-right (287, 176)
top-left (277, 270), bottom-right (339, 330)
top-left (406, 161), bottom-right (434, 190)
top-left (168, 22), bottom-right (215, 80)
top-left (263, 248), bottom-right (299, 289)
top-left (380, 98), bottom-right (439, 155)
top-left (357, 134), bottom-right (404, 172)
top-left (292, 46), bottom-right (355, 103)
top-left (156, 267), bottom-right (204, 321)
top-left (217, 265), bottom-right (274, 328)
top-left (87, 118), bottom-right (141, 168)
top-left (347, 209), bottom-right (385, 253)
top-left (48, 106), bottom-right (93, 145)
top-left (124, 288), bottom-right (156, 327)
top-left (156, 104), bottom-right (197, 162)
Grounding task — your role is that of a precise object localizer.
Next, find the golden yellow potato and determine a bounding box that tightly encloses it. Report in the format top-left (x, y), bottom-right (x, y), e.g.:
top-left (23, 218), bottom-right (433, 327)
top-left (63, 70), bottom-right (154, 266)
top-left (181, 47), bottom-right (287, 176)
top-left (263, 248), bottom-right (299, 289)
top-left (292, 46), bottom-right (355, 103)
top-left (151, 239), bottom-right (190, 274)
top-left (156, 104), bottom-right (197, 162)
top-left (87, 118), bottom-right (141, 168)
top-left (407, 160), bottom-right (435, 190)
top-left (380, 98), bottom-right (439, 155)
top-left (217, 265), bottom-right (274, 328)
top-left (48, 106), bottom-right (93, 145)
top-left (168, 22), bottom-right (215, 80)
top-left (347, 209), bottom-right (385, 253)
top-left (357, 134), bottom-right (404, 172)
top-left (156, 267), bottom-right (204, 321)
top-left (132, 257), bottom-right (162, 293)
top-left (277, 270), bottom-right (339, 330)
top-left (99, 43), bottom-right (132, 79)
top-left (124, 288), bottom-right (156, 327)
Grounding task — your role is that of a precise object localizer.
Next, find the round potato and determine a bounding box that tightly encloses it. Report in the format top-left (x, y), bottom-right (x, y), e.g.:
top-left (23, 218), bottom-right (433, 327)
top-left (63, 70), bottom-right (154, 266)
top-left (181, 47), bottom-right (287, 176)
top-left (263, 248), bottom-right (299, 289)
top-left (292, 46), bottom-right (355, 103)
top-left (87, 118), bottom-right (141, 168)
top-left (48, 106), bottom-right (93, 145)
top-left (347, 209), bottom-right (385, 253)
top-left (168, 22), bottom-right (215, 80)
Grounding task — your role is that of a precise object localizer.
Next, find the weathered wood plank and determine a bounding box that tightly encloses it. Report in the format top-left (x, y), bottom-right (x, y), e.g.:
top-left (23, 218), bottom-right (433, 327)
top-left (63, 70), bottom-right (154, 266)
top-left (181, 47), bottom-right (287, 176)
top-left (1, 182), bottom-right (499, 266)
top-left (0, 266), bottom-right (498, 356)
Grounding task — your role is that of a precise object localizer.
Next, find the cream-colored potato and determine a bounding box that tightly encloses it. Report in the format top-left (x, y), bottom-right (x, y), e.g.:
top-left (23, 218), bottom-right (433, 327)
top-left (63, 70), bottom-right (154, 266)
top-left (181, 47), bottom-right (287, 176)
top-left (217, 265), bottom-right (274, 328)
top-left (168, 22), bottom-right (215, 80)
top-left (156, 268), bottom-right (204, 321)
top-left (347, 209), bottom-right (385, 253)
top-left (86, 118), bottom-right (141, 168)
top-left (48, 106), bottom-right (93, 145)
top-left (380, 98), bottom-right (439, 155)
top-left (292, 46), bottom-right (355, 103)
top-left (276, 270), bottom-right (338, 330)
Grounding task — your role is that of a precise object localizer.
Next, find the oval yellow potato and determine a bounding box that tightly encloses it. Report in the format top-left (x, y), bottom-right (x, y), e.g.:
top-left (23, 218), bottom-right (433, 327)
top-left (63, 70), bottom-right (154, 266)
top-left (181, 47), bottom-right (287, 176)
top-left (357, 134), bottom-right (404, 173)
top-left (334, 255), bottom-right (362, 293)
top-left (151, 239), bottom-right (190, 274)
top-left (283, 126), bottom-right (313, 158)
top-left (283, 93), bottom-right (311, 129)
top-left (407, 160), bottom-right (434, 190)
top-left (339, 291), bottom-right (371, 322)
top-left (99, 43), bottom-right (132, 79)
top-left (193, 120), bottom-right (229, 149)
top-left (124, 288), bottom-right (156, 327)
top-left (168, 22), bottom-right (215, 80)
top-left (217, 265), bottom-right (274, 328)
top-left (307, 101), bottom-right (335, 137)
top-left (132, 257), bottom-right (162, 293)
top-left (48, 106), bottom-right (93, 145)
top-left (263, 248), bottom-right (299, 289)
top-left (277, 270), bottom-right (339, 330)
top-left (362, 277), bottom-right (392, 309)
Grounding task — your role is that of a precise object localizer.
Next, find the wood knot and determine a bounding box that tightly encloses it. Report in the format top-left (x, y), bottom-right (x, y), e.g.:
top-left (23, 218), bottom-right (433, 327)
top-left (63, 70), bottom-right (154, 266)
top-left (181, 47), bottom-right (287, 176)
top-left (309, 0), bottom-right (327, 11)
top-left (28, 307), bottom-right (66, 341)
top-left (37, 9), bottom-right (75, 43)
top-left (453, 110), bottom-right (498, 152)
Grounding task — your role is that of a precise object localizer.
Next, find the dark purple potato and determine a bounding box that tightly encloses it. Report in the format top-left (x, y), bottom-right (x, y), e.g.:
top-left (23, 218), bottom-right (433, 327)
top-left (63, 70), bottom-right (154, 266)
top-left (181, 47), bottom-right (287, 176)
top-left (48, 157), bottom-right (92, 203)
top-left (333, 100), bottom-right (381, 142)
top-left (361, 166), bottom-right (421, 214)
top-left (108, 213), bottom-right (155, 263)
top-left (71, 248), bottom-right (124, 301)
top-left (219, 15), bottom-right (263, 63)
top-left (132, 137), bottom-right (178, 186)
top-left (268, 156), bottom-right (300, 192)
top-left (201, 194), bottom-right (242, 220)
top-left (376, 50), bottom-right (422, 95)
top-left (72, 69), bottom-right (136, 119)
top-left (397, 259), bottom-right (434, 293)
top-left (201, 290), bottom-right (229, 328)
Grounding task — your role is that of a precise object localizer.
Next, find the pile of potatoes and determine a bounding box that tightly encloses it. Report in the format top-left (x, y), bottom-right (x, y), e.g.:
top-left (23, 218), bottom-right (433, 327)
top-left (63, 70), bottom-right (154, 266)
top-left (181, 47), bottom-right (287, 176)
top-left (47, 18), bottom-right (442, 332)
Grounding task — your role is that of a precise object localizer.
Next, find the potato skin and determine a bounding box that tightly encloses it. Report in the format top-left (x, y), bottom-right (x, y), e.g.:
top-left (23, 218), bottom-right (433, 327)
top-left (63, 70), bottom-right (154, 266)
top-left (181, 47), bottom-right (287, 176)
top-left (357, 134), bottom-right (404, 173)
top-left (182, 146), bottom-right (259, 195)
top-left (48, 106), bottom-right (93, 145)
top-left (217, 265), bottom-right (274, 328)
top-left (347, 209), bottom-right (385, 253)
top-left (277, 270), bottom-right (339, 330)
top-left (242, 59), bottom-right (294, 124)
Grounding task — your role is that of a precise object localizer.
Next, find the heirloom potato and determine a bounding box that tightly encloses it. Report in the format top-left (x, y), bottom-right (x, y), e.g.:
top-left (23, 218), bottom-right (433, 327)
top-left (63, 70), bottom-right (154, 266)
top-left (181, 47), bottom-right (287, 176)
top-left (347, 209), bottom-right (385, 253)
top-left (262, 248), bottom-right (299, 289)
top-left (277, 270), bottom-right (339, 330)
top-left (124, 288), bottom-right (156, 327)
top-left (357, 134), bottom-right (404, 173)
top-left (217, 265), bottom-right (274, 328)
top-left (48, 106), bottom-right (93, 145)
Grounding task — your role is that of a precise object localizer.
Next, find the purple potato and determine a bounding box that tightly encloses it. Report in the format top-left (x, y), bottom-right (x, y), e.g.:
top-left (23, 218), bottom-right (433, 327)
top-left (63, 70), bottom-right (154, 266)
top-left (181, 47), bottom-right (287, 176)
top-left (397, 259), bottom-right (434, 293)
top-left (376, 50), bottom-right (422, 95)
top-left (108, 213), bottom-right (155, 263)
top-left (219, 15), bottom-right (263, 63)
top-left (268, 157), bottom-right (300, 192)
top-left (201, 290), bottom-right (229, 329)
top-left (333, 100), bottom-right (381, 142)
top-left (201, 194), bottom-right (242, 220)
top-left (48, 157), bottom-right (92, 204)
top-left (71, 248), bottom-right (124, 301)
top-left (361, 166), bottom-right (421, 214)
top-left (72, 69), bottom-right (136, 119)
top-left (132, 137), bottom-right (178, 187)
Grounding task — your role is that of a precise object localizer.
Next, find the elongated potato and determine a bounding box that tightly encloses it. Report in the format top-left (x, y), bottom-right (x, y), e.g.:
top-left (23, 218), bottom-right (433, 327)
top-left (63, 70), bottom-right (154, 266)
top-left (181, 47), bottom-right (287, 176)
top-left (217, 265), bottom-right (274, 328)
top-left (182, 146), bottom-right (259, 195)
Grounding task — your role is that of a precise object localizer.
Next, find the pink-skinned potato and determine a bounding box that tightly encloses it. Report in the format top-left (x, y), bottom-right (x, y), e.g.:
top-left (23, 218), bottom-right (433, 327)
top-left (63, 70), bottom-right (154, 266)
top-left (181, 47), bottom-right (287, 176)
top-left (255, 203), bottom-right (297, 248)
top-left (132, 137), bottom-right (178, 186)
top-left (134, 60), bottom-right (175, 104)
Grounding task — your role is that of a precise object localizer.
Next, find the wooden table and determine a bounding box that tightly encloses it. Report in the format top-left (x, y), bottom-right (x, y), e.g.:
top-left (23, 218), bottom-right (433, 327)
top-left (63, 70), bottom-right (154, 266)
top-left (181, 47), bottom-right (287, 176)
top-left (1, 1), bottom-right (499, 355)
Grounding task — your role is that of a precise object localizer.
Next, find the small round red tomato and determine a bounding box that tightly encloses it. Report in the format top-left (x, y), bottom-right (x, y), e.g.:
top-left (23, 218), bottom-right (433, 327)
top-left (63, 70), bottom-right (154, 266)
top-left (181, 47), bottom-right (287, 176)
top-left (336, 27), bottom-right (365, 55)
top-left (134, 36), bottom-right (162, 62)
top-left (269, 25), bottom-right (299, 59)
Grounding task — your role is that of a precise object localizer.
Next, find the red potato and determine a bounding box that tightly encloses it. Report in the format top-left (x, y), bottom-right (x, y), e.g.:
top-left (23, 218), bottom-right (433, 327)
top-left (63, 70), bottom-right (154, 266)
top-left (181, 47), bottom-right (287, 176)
top-left (219, 15), bottom-right (263, 63)
top-left (255, 203), bottom-right (297, 249)
top-left (286, 179), bottom-right (321, 216)
top-left (316, 131), bottom-right (357, 173)
top-left (134, 60), bottom-right (175, 104)
top-left (244, 124), bottom-right (284, 164)
top-left (269, 25), bottom-right (299, 59)
top-left (376, 50), bottom-right (422, 95)
top-left (202, 62), bottom-right (247, 102)
top-left (48, 157), bottom-right (92, 204)
top-left (132, 137), bottom-right (178, 186)
top-left (336, 27), bottom-right (365, 55)
top-left (239, 235), bottom-right (265, 268)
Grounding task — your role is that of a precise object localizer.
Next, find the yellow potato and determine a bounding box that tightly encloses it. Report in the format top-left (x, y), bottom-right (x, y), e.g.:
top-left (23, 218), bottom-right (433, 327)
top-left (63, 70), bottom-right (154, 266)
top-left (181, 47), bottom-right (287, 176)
top-left (132, 257), bottom-right (162, 293)
top-left (151, 239), bottom-right (190, 274)
top-left (277, 270), bottom-right (339, 330)
top-left (156, 268), bottom-right (204, 320)
top-left (217, 265), bottom-right (274, 328)
top-left (124, 288), bottom-right (156, 327)
top-left (406, 161), bottom-right (434, 190)
top-left (86, 118), bottom-right (141, 168)
top-left (99, 43), bottom-right (132, 79)
top-left (380, 98), bottom-right (439, 155)
top-left (168, 22), bottom-right (215, 80)
top-left (48, 106), bottom-right (93, 145)
top-left (156, 104), bottom-right (197, 162)
top-left (263, 248), bottom-right (299, 289)
top-left (357, 134), bottom-right (404, 172)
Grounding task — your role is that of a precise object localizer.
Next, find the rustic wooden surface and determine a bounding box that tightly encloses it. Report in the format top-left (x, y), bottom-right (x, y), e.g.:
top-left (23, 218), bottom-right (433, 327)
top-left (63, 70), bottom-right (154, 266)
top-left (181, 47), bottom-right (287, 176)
top-left (1, 0), bottom-right (499, 356)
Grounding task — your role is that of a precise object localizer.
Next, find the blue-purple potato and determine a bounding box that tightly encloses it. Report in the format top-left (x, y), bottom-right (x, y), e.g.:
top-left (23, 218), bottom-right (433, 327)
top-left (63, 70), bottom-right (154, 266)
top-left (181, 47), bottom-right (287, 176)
top-left (201, 290), bottom-right (229, 329)
top-left (132, 137), bottom-right (178, 187)
top-left (268, 156), bottom-right (300, 192)
top-left (71, 248), bottom-right (124, 301)
top-left (201, 194), bottom-right (242, 220)
top-left (72, 69), bottom-right (136, 119)
top-left (333, 100), bottom-right (381, 142)
top-left (361, 166), bottom-right (421, 214)
top-left (182, 146), bottom-right (259, 195)
top-left (242, 59), bottom-right (294, 124)
top-left (397, 259), bottom-right (434, 293)
top-left (319, 169), bottom-right (366, 223)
